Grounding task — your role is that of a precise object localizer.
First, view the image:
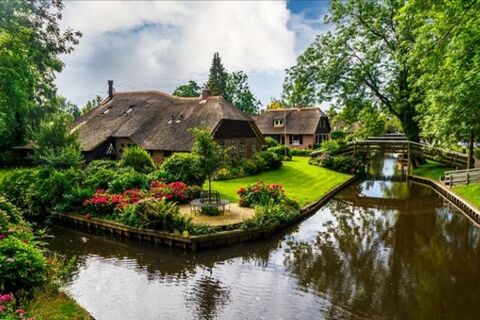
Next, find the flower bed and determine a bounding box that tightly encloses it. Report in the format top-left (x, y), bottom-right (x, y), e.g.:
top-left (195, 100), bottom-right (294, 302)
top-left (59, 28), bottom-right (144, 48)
top-left (237, 181), bottom-right (286, 208)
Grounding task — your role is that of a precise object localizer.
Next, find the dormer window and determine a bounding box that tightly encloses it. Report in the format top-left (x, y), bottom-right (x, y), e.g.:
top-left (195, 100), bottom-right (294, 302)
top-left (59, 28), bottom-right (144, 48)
top-left (102, 108), bottom-right (111, 114)
top-left (122, 105), bottom-right (135, 115)
top-left (273, 119), bottom-right (284, 127)
top-left (175, 114), bottom-right (183, 123)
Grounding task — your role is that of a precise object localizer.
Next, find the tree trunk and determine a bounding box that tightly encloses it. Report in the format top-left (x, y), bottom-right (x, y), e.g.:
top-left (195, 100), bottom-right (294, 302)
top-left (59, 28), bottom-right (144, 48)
top-left (468, 132), bottom-right (474, 169)
top-left (208, 176), bottom-right (212, 203)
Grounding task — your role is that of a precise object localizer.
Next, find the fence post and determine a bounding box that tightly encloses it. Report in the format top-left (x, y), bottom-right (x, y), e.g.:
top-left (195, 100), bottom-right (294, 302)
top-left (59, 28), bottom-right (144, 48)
top-left (449, 174), bottom-right (453, 188)
top-left (467, 172), bottom-right (470, 185)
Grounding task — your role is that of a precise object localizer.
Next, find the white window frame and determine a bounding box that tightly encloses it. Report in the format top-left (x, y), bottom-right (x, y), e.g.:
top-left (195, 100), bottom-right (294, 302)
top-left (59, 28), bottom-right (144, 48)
top-left (292, 135), bottom-right (301, 146)
top-left (273, 119), bottom-right (284, 127)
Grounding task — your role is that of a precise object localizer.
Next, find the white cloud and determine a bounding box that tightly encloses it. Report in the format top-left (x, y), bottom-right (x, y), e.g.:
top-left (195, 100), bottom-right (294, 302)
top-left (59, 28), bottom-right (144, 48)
top-left (55, 1), bottom-right (329, 107)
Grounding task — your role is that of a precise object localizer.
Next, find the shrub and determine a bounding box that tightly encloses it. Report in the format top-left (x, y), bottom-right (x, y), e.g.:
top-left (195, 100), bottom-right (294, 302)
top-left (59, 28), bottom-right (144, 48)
top-left (255, 151), bottom-right (282, 170)
top-left (83, 167), bottom-right (116, 190)
top-left (321, 155), bottom-right (359, 174)
top-left (213, 167), bottom-right (233, 180)
top-left (118, 198), bottom-right (192, 233)
top-left (26, 168), bottom-right (84, 219)
top-left (242, 201), bottom-right (298, 228)
top-left (267, 145), bottom-right (292, 160)
top-left (242, 159), bottom-right (260, 175)
top-left (149, 181), bottom-right (192, 203)
top-left (85, 159), bottom-right (119, 173)
top-left (161, 153), bottom-right (205, 186)
top-left (107, 168), bottom-right (150, 193)
top-left (0, 198), bottom-right (48, 293)
top-left (290, 149), bottom-right (312, 157)
top-left (330, 130), bottom-right (345, 140)
top-left (119, 145), bottom-right (156, 173)
top-left (83, 189), bottom-right (144, 216)
top-left (0, 169), bottom-right (37, 214)
top-left (200, 206), bottom-right (221, 216)
top-left (237, 182), bottom-right (286, 208)
top-left (264, 137), bottom-right (279, 148)
top-left (319, 140), bottom-right (346, 155)
top-left (148, 169), bottom-right (173, 182)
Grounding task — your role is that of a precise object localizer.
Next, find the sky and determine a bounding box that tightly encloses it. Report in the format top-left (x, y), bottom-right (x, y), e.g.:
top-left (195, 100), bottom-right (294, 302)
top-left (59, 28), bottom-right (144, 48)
top-left (55, 0), bottom-right (331, 109)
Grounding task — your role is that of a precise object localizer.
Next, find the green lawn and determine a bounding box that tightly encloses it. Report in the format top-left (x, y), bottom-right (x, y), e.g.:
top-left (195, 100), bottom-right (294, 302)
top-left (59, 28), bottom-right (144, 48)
top-left (412, 160), bottom-right (453, 180)
top-left (454, 183), bottom-right (480, 210)
top-left (209, 157), bottom-right (351, 206)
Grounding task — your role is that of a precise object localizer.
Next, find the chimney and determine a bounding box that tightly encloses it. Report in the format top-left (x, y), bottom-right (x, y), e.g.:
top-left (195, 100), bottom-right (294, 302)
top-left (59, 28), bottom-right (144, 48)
top-left (201, 89), bottom-right (210, 100)
top-left (108, 80), bottom-right (114, 99)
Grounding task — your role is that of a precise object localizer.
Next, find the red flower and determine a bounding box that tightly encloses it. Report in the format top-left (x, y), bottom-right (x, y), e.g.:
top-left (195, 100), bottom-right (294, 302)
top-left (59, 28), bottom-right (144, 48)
top-left (15, 308), bottom-right (25, 315)
top-left (0, 234), bottom-right (6, 239)
top-left (85, 213), bottom-right (92, 220)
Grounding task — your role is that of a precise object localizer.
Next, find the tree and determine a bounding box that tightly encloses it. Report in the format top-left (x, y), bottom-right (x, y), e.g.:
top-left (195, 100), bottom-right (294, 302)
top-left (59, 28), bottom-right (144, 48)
top-left (400, 0), bottom-right (480, 167)
top-left (0, 0), bottom-right (81, 150)
top-left (172, 81), bottom-right (201, 97)
top-left (81, 95), bottom-right (103, 115)
top-left (207, 52), bottom-right (228, 96)
top-left (33, 113), bottom-right (83, 169)
top-left (282, 0), bottom-right (423, 142)
top-left (266, 98), bottom-right (286, 110)
top-left (224, 71), bottom-right (261, 115)
top-left (189, 127), bottom-right (223, 201)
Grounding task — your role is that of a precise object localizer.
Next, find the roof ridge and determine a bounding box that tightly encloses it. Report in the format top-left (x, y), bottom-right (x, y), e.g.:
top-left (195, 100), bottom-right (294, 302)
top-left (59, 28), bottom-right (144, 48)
top-left (115, 90), bottom-right (202, 101)
top-left (265, 107), bottom-right (322, 111)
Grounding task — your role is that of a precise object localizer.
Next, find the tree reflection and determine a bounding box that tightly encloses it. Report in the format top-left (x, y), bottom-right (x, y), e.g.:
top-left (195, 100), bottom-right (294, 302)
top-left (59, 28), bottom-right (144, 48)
top-left (185, 269), bottom-right (230, 320)
top-left (283, 197), bottom-right (480, 319)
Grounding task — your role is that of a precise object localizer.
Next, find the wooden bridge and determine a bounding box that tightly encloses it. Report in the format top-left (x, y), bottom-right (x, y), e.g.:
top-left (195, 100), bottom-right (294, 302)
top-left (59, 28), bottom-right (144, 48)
top-left (311, 133), bottom-right (470, 170)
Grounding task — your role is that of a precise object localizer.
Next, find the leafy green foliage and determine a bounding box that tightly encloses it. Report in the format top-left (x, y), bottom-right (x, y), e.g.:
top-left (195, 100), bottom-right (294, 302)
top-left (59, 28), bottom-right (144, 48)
top-left (242, 200), bottom-right (299, 229)
top-left (119, 145), bottom-right (156, 173)
top-left (107, 168), bottom-right (150, 194)
top-left (81, 95), bottom-right (103, 115)
top-left (267, 145), bottom-right (292, 160)
top-left (0, 197), bottom-right (48, 293)
top-left (161, 153), bottom-right (205, 186)
top-left (282, 0), bottom-right (422, 141)
top-left (224, 71), bottom-right (261, 114)
top-left (33, 113), bottom-right (83, 169)
top-left (330, 131), bottom-right (345, 140)
top-left (172, 81), bottom-right (201, 97)
top-left (237, 181), bottom-right (287, 208)
top-left (118, 198), bottom-right (192, 233)
top-left (321, 155), bottom-right (359, 174)
top-left (190, 127), bottom-right (223, 196)
top-left (0, 0), bottom-right (81, 149)
top-left (255, 151), bottom-right (282, 170)
top-left (264, 137), bottom-right (280, 148)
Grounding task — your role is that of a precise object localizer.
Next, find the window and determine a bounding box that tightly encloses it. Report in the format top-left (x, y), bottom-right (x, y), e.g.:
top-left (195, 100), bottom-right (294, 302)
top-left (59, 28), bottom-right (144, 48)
top-left (273, 119), bottom-right (284, 127)
top-left (292, 135), bottom-right (301, 146)
top-left (102, 108), bottom-right (111, 114)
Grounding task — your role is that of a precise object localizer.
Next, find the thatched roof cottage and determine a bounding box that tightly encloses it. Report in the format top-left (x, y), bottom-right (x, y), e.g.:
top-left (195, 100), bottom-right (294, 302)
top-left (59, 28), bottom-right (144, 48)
top-left (72, 81), bottom-right (264, 163)
top-left (254, 107), bottom-right (331, 149)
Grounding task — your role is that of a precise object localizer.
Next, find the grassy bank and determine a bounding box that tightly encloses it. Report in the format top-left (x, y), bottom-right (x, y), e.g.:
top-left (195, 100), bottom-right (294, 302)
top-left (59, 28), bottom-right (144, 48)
top-left (412, 160), bottom-right (453, 180)
top-left (28, 290), bottom-right (91, 320)
top-left (210, 157), bottom-right (351, 206)
top-left (453, 183), bottom-right (480, 210)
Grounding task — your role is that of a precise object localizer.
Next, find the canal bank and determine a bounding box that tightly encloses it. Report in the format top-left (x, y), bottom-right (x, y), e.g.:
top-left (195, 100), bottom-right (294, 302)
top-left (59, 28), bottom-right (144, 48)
top-left (47, 157), bottom-right (480, 320)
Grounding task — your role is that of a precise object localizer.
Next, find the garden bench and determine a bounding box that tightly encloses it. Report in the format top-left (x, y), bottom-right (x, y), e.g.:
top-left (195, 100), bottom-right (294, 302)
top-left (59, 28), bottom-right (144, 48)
top-left (189, 190), bottom-right (230, 215)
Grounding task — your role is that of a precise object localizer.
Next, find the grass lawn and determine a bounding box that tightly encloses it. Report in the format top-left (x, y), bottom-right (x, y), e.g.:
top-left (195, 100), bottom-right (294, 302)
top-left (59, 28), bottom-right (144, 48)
top-left (454, 183), bottom-right (480, 210)
top-left (28, 290), bottom-right (91, 320)
top-left (412, 160), bottom-right (453, 180)
top-left (209, 157), bottom-right (351, 206)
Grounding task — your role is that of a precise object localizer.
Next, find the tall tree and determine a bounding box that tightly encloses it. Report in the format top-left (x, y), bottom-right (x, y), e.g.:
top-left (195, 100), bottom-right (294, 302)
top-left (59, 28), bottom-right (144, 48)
top-left (0, 0), bottom-right (81, 150)
top-left (172, 80), bottom-right (201, 97)
top-left (206, 52), bottom-right (227, 96)
top-left (400, 0), bottom-right (480, 167)
top-left (282, 0), bottom-right (423, 142)
top-left (224, 71), bottom-right (261, 115)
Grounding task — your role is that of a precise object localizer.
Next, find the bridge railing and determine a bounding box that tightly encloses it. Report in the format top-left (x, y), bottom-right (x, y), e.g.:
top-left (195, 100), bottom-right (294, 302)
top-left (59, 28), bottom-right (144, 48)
top-left (444, 168), bottom-right (480, 187)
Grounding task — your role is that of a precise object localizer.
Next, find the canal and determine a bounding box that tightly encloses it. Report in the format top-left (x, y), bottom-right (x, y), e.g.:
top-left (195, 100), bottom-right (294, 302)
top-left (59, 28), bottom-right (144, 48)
top-left (47, 157), bottom-right (480, 319)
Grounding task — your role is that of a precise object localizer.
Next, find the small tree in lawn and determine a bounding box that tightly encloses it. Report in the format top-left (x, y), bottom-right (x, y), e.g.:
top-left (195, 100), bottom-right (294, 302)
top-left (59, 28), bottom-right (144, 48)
top-left (189, 127), bottom-right (223, 202)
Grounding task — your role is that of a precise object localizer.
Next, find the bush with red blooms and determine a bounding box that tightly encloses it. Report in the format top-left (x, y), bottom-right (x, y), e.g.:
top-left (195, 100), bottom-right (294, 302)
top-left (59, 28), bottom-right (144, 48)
top-left (82, 189), bottom-right (144, 216)
top-left (237, 181), bottom-right (286, 208)
top-left (149, 181), bottom-right (198, 204)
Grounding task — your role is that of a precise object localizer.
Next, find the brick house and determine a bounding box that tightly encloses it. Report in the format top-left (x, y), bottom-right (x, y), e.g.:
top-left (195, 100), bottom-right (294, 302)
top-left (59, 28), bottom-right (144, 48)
top-left (254, 107), bottom-right (331, 149)
top-left (71, 81), bottom-right (264, 163)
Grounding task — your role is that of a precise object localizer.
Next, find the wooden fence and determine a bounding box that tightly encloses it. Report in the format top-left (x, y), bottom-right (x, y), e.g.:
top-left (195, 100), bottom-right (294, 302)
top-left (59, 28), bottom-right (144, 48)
top-left (444, 168), bottom-right (480, 187)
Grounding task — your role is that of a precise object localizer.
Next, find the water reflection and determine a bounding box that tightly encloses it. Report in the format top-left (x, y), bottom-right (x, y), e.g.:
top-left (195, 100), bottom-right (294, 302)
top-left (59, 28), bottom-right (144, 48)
top-left (48, 157), bottom-right (480, 320)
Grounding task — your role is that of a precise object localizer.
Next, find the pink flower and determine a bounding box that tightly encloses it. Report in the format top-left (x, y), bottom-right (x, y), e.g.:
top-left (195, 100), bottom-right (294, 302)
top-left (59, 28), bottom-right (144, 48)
top-left (0, 293), bottom-right (12, 303)
top-left (0, 305), bottom-right (6, 313)
top-left (15, 308), bottom-right (25, 315)
top-left (0, 234), bottom-right (6, 239)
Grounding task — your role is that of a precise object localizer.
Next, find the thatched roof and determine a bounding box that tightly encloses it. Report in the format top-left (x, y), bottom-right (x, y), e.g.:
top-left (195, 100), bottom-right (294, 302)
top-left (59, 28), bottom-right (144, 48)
top-left (72, 91), bottom-right (258, 152)
top-left (254, 107), bottom-right (329, 135)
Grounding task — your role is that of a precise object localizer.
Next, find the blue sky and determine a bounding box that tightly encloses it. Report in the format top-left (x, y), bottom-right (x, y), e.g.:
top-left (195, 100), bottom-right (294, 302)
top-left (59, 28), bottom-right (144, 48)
top-left (56, 1), bottom-right (331, 109)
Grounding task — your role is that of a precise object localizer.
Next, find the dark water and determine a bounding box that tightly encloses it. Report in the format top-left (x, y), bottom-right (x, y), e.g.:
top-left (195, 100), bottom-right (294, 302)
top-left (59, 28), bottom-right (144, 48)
top-left (47, 158), bottom-right (480, 320)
